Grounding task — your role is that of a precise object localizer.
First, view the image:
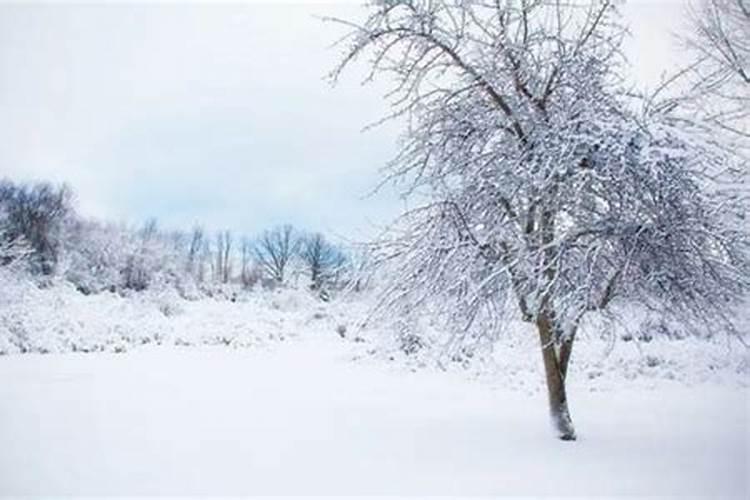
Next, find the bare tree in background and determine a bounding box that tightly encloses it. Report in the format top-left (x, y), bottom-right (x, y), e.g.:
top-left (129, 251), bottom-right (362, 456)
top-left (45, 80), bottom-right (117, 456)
top-left (331, 0), bottom-right (749, 440)
top-left (299, 232), bottom-right (346, 291)
top-left (684, 0), bottom-right (750, 137)
top-left (198, 239), bottom-right (211, 284)
top-left (240, 237), bottom-right (260, 288)
top-left (215, 230), bottom-right (233, 284)
top-left (187, 225), bottom-right (204, 277)
top-left (253, 224), bottom-right (299, 284)
top-left (0, 180), bottom-right (73, 275)
top-left (123, 218), bottom-right (159, 291)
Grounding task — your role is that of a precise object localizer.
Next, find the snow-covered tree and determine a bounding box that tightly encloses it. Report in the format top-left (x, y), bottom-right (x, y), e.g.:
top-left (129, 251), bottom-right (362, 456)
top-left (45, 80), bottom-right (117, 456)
top-left (62, 219), bottom-right (129, 294)
top-left (215, 230), bottom-right (233, 284)
top-left (0, 180), bottom-right (73, 275)
top-left (0, 206), bottom-right (31, 271)
top-left (343, 245), bottom-right (374, 293)
top-left (331, 0), bottom-right (750, 440)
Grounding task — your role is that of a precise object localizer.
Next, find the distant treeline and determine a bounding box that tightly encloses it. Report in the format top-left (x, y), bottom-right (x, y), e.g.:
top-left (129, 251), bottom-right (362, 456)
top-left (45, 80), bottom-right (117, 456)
top-left (0, 178), bottom-right (370, 299)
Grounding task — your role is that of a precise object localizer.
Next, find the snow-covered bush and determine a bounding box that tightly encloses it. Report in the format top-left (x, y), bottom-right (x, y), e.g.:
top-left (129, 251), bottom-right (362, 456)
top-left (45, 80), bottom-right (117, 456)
top-left (61, 219), bottom-right (128, 294)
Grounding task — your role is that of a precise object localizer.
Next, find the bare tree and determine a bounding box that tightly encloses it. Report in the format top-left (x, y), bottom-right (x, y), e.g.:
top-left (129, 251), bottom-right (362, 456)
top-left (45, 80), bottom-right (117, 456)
top-left (683, 0), bottom-right (750, 137)
top-left (299, 232), bottom-right (346, 291)
top-left (240, 236), bottom-right (260, 288)
top-left (331, 0), bottom-right (750, 440)
top-left (187, 225), bottom-right (204, 276)
top-left (198, 239), bottom-right (211, 284)
top-left (215, 230), bottom-right (233, 284)
top-left (253, 224), bottom-right (299, 284)
top-left (123, 218), bottom-right (160, 291)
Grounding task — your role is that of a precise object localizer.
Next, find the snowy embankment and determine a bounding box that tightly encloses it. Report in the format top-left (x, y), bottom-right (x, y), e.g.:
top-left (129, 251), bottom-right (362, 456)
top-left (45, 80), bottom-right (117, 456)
top-left (0, 271), bottom-right (354, 355)
top-left (0, 276), bottom-right (748, 496)
top-left (2, 272), bottom-right (748, 390)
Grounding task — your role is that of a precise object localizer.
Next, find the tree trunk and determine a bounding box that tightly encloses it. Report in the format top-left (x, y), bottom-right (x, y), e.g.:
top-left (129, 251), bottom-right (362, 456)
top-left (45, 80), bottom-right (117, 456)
top-left (559, 335), bottom-right (574, 380)
top-left (311, 266), bottom-right (320, 290)
top-left (536, 314), bottom-right (577, 441)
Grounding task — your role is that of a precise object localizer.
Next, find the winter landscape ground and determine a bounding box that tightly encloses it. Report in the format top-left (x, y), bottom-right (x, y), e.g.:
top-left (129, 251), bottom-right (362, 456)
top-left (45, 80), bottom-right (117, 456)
top-left (0, 280), bottom-right (748, 497)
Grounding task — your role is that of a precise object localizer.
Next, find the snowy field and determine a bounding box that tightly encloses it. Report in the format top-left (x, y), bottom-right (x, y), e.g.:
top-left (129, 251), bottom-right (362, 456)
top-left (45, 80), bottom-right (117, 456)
top-left (0, 287), bottom-right (748, 497)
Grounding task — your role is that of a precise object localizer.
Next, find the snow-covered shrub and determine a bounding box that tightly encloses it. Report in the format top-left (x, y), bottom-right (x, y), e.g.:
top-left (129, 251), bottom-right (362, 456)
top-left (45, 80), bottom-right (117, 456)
top-left (60, 217), bottom-right (203, 299)
top-left (155, 292), bottom-right (185, 318)
top-left (336, 323), bottom-right (347, 338)
top-left (61, 219), bottom-right (128, 294)
top-left (638, 317), bottom-right (687, 341)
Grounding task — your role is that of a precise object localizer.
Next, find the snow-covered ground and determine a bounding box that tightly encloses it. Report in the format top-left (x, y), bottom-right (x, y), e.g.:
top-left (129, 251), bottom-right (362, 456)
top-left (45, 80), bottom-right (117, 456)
top-left (0, 331), bottom-right (747, 496)
top-left (1, 281), bottom-right (748, 496)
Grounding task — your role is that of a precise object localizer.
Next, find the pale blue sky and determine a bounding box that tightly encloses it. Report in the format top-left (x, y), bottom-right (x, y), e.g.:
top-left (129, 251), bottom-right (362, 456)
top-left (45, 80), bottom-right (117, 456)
top-left (0, 1), bottom-right (688, 239)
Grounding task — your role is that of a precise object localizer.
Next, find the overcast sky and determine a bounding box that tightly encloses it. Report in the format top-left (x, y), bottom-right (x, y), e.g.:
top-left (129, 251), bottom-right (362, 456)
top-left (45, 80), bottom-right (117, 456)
top-left (0, 0), bottom-right (688, 240)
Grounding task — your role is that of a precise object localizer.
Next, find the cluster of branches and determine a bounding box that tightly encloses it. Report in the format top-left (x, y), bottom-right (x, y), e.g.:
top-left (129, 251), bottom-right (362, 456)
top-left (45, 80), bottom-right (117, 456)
top-left (335, 0), bottom-right (748, 335)
top-left (683, 0), bottom-right (750, 139)
top-left (0, 179), bottom-right (354, 298)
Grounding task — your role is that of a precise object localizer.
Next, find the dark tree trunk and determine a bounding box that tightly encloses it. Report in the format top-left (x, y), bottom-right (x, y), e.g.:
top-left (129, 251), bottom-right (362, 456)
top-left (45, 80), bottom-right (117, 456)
top-left (536, 313), bottom-right (576, 441)
top-left (310, 265), bottom-right (320, 290)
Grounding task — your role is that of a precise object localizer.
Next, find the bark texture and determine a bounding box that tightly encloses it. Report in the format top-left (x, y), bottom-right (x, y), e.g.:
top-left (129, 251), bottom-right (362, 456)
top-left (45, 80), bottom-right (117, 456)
top-left (537, 314), bottom-right (577, 441)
